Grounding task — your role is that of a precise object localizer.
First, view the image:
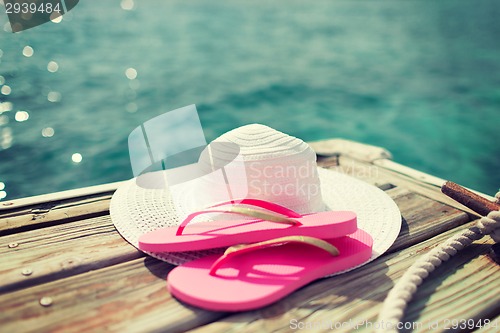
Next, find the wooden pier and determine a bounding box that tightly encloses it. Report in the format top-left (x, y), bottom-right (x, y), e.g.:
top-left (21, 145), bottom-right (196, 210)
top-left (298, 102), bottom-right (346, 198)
top-left (0, 139), bottom-right (498, 332)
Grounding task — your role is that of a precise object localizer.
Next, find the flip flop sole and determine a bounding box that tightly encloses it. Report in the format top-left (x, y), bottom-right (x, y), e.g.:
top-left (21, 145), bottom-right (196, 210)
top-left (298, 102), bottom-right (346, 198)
top-left (139, 211), bottom-right (357, 252)
top-left (167, 229), bottom-right (373, 311)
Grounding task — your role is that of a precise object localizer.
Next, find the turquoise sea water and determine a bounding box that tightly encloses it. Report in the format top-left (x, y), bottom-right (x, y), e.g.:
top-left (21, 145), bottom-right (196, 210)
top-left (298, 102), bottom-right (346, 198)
top-left (0, 0), bottom-right (499, 200)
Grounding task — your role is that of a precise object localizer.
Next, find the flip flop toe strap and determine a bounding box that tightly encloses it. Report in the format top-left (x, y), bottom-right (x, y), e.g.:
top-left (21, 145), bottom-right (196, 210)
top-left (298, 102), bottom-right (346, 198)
top-left (176, 199), bottom-right (303, 236)
top-left (209, 236), bottom-right (340, 276)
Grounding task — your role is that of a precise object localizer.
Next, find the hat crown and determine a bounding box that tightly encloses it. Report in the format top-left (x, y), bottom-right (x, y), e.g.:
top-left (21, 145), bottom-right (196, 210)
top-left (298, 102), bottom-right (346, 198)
top-left (215, 124), bottom-right (311, 161)
top-left (200, 124), bottom-right (324, 214)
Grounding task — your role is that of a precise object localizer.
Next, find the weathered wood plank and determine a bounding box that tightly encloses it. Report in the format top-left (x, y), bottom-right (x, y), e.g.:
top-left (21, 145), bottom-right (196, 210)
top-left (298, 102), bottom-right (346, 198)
top-left (376, 187), bottom-right (469, 253)
top-left (323, 155), bottom-right (491, 219)
top-left (0, 181), bottom-right (122, 211)
top-left (0, 257), bottom-right (226, 333)
top-left (0, 215), bottom-right (142, 293)
top-left (0, 194), bottom-right (113, 236)
top-left (186, 221), bottom-right (499, 333)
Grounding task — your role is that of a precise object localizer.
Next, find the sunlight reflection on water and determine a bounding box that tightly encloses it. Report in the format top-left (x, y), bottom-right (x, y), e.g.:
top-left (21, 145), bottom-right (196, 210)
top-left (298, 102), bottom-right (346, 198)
top-left (22, 46), bottom-right (34, 57)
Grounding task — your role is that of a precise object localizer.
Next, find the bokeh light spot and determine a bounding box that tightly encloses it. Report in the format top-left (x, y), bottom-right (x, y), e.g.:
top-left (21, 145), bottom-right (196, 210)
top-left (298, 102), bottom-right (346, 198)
top-left (125, 68), bottom-right (137, 80)
top-left (15, 111), bottom-right (29, 122)
top-left (72, 153), bottom-right (83, 163)
top-left (1, 85), bottom-right (11, 95)
top-left (47, 91), bottom-right (61, 102)
top-left (50, 12), bottom-right (63, 23)
top-left (121, 0), bottom-right (134, 11)
top-left (22, 46), bottom-right (34, 57)
top-left (0, 182), bottom-right (5, 191)
top-left (0, 102), bottom-right (13, 113)
top-left (42, 127), bottom-right (55, 137)
top-left (1, 127), bottom-right (12, 149)
top-left (0, 191), bottom-right (6, 200)
top-left (47, 61), bottom-right (59, 73)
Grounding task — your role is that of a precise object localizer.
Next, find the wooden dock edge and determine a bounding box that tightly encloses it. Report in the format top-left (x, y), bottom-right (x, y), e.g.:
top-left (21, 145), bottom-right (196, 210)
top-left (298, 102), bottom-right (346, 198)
top-left (1, 138), bottom-right (498, 332)
top-left (0, 138), bottom-right (495, 212)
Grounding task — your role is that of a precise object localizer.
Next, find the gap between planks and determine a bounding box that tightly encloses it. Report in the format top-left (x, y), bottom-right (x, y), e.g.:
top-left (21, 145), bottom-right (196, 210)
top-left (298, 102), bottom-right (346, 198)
top-left (0, 215), bottom-right (144, 293)
top-left (0, 194), bottom-right (113, 236)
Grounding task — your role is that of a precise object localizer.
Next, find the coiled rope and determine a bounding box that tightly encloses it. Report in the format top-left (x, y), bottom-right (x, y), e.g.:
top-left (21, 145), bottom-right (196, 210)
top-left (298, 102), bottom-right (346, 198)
top-left (376, 186), bottom-right (500, 333)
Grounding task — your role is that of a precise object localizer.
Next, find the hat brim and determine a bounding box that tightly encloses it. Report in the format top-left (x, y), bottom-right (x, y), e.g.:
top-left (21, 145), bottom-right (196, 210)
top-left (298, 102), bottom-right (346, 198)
top-left (110, 167), bottom-right (401, 270)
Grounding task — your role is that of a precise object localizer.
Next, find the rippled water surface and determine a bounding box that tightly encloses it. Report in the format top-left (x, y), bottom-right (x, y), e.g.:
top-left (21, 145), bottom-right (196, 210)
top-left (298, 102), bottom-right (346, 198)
top-left (0, 0), bottom-right (499, 200)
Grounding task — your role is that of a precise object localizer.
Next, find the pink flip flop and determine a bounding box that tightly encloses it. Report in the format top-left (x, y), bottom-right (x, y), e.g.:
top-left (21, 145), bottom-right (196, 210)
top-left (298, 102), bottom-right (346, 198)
top-left (138, 199), bottom-right (357, 252)
top-left (167, 229), bottom-right (373, 311)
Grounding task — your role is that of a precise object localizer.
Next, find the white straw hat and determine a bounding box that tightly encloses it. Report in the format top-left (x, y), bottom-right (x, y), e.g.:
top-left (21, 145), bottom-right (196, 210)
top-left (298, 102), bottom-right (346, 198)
top-left (110, 124), bottom-right (401, 266)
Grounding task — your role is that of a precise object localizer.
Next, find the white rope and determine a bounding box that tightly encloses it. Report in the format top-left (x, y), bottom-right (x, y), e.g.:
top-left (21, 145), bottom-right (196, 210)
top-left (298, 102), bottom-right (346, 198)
top-left (376, 193), bottom-right (500, 333)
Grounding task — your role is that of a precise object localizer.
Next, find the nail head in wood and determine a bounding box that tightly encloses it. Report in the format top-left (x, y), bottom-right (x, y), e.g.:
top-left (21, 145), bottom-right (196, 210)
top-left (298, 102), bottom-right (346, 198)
top-left (8, 242), bottom-right (18, 248)
top-left (22, 268), bottom-right (33, 276)
top-left (39, 297), bottom-right (53, 307)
